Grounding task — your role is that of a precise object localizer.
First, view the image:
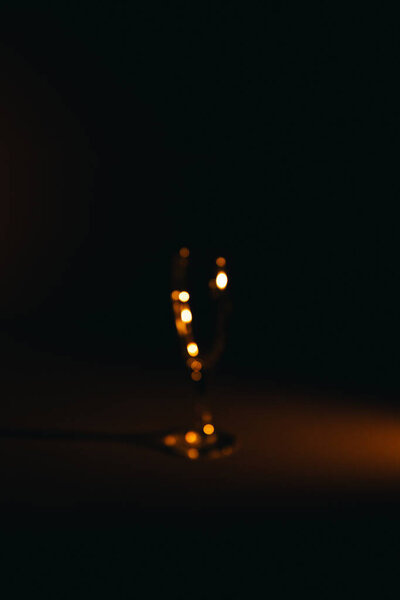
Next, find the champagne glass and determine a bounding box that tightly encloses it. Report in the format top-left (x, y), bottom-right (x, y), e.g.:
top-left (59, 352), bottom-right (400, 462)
top-left (161, 247), bottom-right (235, 459)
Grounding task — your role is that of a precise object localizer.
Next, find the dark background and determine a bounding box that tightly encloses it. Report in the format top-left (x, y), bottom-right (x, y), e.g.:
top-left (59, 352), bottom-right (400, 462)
top-left (0, 2), bottom-right (397, 394)
top-left (0, 3), bottom-right (399, 596)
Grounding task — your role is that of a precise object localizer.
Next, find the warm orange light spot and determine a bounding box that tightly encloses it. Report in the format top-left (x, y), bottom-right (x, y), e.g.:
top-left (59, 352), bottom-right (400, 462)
top-left (187, 342), bottom-right (199, 356)
top-left (171, 290), bottom-right (180, 301)
top-left (216, 271), bottom-right (228, 290)
top-left (190, 359), bottom-right (202, 371)
top-left (178, 291), bottom-right (190, 302)
top-left (185, 430), bottom-right (200, 444)
top-left (187, 448), bottom-right (199, 459)
top-left (216, 256), bottom-right (226, 267)
top-left (181, 308), bottom-right (192, 323)
top-left (191, 371), bottom-right (202, 382)
top-left (203, 423), bottom-right (215, 435)
top-left (202, 411), bottom-right (212, 422)
top-left (179, 247), bottom-right (190, 258)
top-left (164, 434), bottom-right (177, 447)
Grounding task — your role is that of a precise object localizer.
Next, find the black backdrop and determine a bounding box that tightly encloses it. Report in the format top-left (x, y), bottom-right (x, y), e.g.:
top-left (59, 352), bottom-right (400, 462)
top-left (1, 5), bottom-right (400, 596)
top-left (0, 2), bottom-right (397, 393)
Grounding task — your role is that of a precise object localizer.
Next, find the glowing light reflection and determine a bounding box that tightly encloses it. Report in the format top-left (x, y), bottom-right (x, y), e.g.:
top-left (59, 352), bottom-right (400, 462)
top-left (191, 371), bottom-right (202, 381)
top-left (216, 271), bottom-right (228, 290)
top-left (187, 342), bottom-right (199, 357)
top-left (181, 308), bottom-right (192, 323)
top-left (203, 423), bottom-right (215, 435)
top-left (179, 247), bottom-right (190, 258)
top-left (185, 431), bottom-right (199, 444)
top-left (190, 359), bottom-right (202, 371)
top-left (164, 435), bottom-right (177, 447)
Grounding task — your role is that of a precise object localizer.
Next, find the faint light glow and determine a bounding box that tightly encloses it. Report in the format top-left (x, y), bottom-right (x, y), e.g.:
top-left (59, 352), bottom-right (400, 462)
top-left (171, 290), bottom-right (180, 301)
top-left (203, 423), bottom-right (215, 435)
top-left (191, 371), bottom-right (202, 382)
top-left (175, 318), bottom-right (187, 335)
top-left (222, 446), bottom-right (233, 456)
top-left (190, 359), bottom-right (202, 371)
top-left (202, 411), bottom-right (212, 422)
top-left (187, 448), bottom-right (199, 459)
top-left (216, 256), bottom-right (226, 267)
top-left (164, 434), bottom-right (177, 447)
top-left (208, 278), bottom-right (217, 289)
top-left (181, 308), bottom-right (192, 323)
top-left (178, 291), bottom-right (190, 302)
top-left (216, 271), bottom-right (228, 290)
top-left (187, 342), bottom-right (199, 356)
top-left (179, 247), bottom-right (190, 258)
top-left (185, 430), bottom-right (200, 444)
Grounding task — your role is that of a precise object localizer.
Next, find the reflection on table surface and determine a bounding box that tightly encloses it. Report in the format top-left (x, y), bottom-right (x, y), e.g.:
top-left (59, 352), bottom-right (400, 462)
top-left (1, 363), bottom-right (400, 512)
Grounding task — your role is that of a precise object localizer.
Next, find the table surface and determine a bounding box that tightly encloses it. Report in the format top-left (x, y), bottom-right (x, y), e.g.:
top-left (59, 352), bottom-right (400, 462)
top-left (2, 357), bottom-right (400, 595)
top-left (2, 359), bottom-right (400, 514)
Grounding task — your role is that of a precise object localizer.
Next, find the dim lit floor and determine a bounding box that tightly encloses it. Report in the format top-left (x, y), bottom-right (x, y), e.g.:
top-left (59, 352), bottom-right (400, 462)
top-left (1, 353), bottom-right (400, 594)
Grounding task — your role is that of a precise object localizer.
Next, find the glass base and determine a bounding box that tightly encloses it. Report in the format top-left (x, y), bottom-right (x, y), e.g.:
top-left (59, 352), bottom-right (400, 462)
top-left (159, 427), bottom-right (236, 460)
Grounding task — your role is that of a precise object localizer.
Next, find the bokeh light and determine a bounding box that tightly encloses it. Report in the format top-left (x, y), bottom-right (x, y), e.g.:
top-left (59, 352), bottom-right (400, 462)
top-left (187, 342), bottom-right (199, 356)
top-left (179, 247), bottom-right (190, 258)
top-left (203, 423), bottom-right (215, 435)
top-left (164, 435), bottom-right (177, 446)
top-left (190, 359), bottom-right (202, 371)
top-left (185, 430), bottom-right (200, 444)
top-left (191, 371), bottom-right (202, 381)
top-left (216, 271), bottom-right (228, 290)
top-left (181, 308), bottom-right (192, 323)
top-left (187, 448), bottom-right (199, 459)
